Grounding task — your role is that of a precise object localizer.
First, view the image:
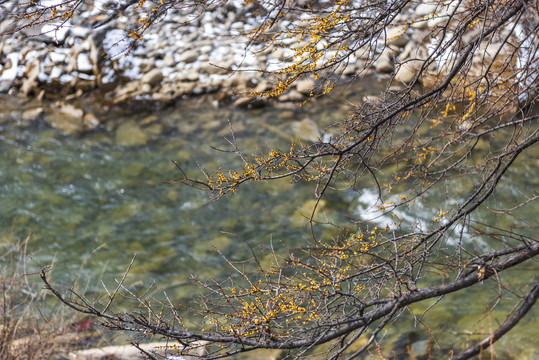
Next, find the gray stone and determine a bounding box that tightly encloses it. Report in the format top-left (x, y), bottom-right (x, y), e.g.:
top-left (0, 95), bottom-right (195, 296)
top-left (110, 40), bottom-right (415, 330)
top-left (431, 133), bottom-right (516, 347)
top-left (140, 69), bottom-right (163, 87)
top-left (254, 80), bottom-right (272, 93)
top-left (163, 52), bottom-right (176, 67)
top-left (279, 90), bottom-right (304, 102)
top-left (179, 49), bottom-right (199, 63)
top-left (232, 96), bottom-right (265, 108)
top-left (200, 61), bottom-right (230, 75)
top-left (394, 59), bottom-right (423, 84)
top-left (375, 50), bottom-right (394, 74)
top-left (415, 3), bottom-right (438, 17)
top-left (386, 25), bottom-right (410, 48)
top-left (222, 72), bottom-right (255, 91)
top-left (182, 69), bottom-right (199, 82)
top-left (139, 58), bottom-right (155, 74)
top-left (295, 78), bottom-right (315, 94)
top-left (140, 83), bottom-right (152, 94)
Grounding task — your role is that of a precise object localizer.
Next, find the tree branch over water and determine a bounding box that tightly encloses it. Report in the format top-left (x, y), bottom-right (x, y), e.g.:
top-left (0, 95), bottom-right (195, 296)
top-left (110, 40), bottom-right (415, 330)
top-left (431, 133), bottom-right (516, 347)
top-left (7, 0), bottom-right (537, 358)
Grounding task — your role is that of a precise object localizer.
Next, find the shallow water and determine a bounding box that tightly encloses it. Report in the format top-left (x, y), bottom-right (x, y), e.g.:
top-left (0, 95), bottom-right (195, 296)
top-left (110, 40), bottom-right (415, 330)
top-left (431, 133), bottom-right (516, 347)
top-left (0, 94), bottom-right (536, 358)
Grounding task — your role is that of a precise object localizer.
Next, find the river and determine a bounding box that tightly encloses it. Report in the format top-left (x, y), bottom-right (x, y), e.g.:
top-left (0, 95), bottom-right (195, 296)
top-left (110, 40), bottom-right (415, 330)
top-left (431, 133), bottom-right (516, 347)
top-left (0, 92), bottom-right (536, 359)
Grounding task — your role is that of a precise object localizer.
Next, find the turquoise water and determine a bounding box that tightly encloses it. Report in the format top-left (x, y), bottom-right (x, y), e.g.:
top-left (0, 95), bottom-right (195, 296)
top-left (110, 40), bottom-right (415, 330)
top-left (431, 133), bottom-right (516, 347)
top-left (0, 95), bottom-right (536, 358)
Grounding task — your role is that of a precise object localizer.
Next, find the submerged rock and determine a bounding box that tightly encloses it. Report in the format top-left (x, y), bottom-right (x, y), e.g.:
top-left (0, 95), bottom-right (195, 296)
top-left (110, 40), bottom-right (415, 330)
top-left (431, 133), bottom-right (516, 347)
top-left (21, 107), bottom-right (44, 122)
top-left (292, 118), bottom-right (320, 142)
top-left (292, 199), bottom-right (328, 227)
top-left (83, 112), bottom-right (100, 131)
top-left (44, 102), bottom-right (86, 135)
top-left (115, 121), bottom-right (148, 146)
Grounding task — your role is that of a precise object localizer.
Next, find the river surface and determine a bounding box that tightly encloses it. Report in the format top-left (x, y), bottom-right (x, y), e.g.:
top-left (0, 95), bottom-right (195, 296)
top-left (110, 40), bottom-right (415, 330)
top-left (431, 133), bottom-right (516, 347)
top-left (0, 92), bottom-right (536, 359)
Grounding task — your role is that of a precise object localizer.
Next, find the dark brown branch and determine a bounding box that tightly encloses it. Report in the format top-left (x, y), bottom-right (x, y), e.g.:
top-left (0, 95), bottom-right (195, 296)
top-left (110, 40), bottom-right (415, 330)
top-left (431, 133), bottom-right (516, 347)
top-left (451, 281), bottom-right (539, 360)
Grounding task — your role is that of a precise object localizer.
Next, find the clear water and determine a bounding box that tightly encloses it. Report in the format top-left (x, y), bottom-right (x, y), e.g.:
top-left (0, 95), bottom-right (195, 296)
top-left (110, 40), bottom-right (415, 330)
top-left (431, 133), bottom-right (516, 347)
top-left (0, 94), bottom-right (536, 358)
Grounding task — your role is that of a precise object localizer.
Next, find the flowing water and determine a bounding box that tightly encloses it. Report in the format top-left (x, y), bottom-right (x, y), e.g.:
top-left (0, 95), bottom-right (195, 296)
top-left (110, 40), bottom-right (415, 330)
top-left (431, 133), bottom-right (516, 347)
top-left (0, 92), bottom-right (536, 359)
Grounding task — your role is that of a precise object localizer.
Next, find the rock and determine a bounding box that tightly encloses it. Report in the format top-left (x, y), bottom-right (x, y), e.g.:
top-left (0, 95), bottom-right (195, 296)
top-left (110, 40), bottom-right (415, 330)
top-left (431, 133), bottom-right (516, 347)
top-left (21, 59), bottom-right (41, 96)
top-left (139, 58), bottom-right (155, 74)
top-left (41, 23), bottom-right (71, 43)
top-left (44, 113), bottom-right (83, 136)
top-left (375, 49), bottom-right (394, 74)
top-left (141, 83), bottom-right (152, 94)
top-left (76, 53), bottom-right (93, 74)
top-left (179, 49), bottom-right (199, 63)
top-left (254, 80), bottom-right (272, 93)
top-left (355, 47), bottom-right (371, 60)
top-left (115, 121), bottom-right (148, 146)
top-left (279, 90), bottom-right (304, 102)
top-left (163, 52), bottom-right (176, 67)
top-left (292, 199), bottom-right (327, 227)
top-left (292, 118), bottom-right (320, 142)
top-left (415, 3), bottom-right (438, 17)
top-left (68, 341), bottom-right (207, 360)
top-left (222, 72), bottom-right (255, 91)
top-left (342, 62), bottom-right (360, 75)
top-left (176, 81), bottom-right (197, 95)
top-left (375, 58), bottom-right (394, 74)
top-left (232, 95), bottom-right (266, 108)
top-left (386, 25), bottom-right (410, 48)
top-left (394, 59), bottom-right (424, 84)
top-left (140, 114), bottom-right (159, 125)
top-left (295, 78), bottom-right (315, 94)
top-left (140, 69), bottom-right (163, 87)
top-left (110, 80), bottom-right (141, 103)
top-left (21, 107), bottom-right (44, 122)
top-left (83, 113), bottom-right (100, 131)
top-left (182, 69), bottom-right (199, 82)
top-left (142, 123), bottom-right (164, 139)
top-left (54, 101), bottom-right (84, 119)
top-left (1, 53), bottom-right (20, 82)
top-left (200, 61), bottom-right (230, 75)
top-left (399, 41), bottom-right (418, 61)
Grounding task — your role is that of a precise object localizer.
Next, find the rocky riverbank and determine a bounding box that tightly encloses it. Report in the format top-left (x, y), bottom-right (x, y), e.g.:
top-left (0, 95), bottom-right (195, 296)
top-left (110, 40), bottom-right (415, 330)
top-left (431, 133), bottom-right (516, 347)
top-left (0, 0), bottom-right (532, 136)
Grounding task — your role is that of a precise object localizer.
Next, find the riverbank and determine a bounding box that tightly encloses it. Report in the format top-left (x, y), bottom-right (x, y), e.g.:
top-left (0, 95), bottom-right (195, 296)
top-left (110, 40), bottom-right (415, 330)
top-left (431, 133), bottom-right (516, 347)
top-left (2, 0), bottom-right (528, 117)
